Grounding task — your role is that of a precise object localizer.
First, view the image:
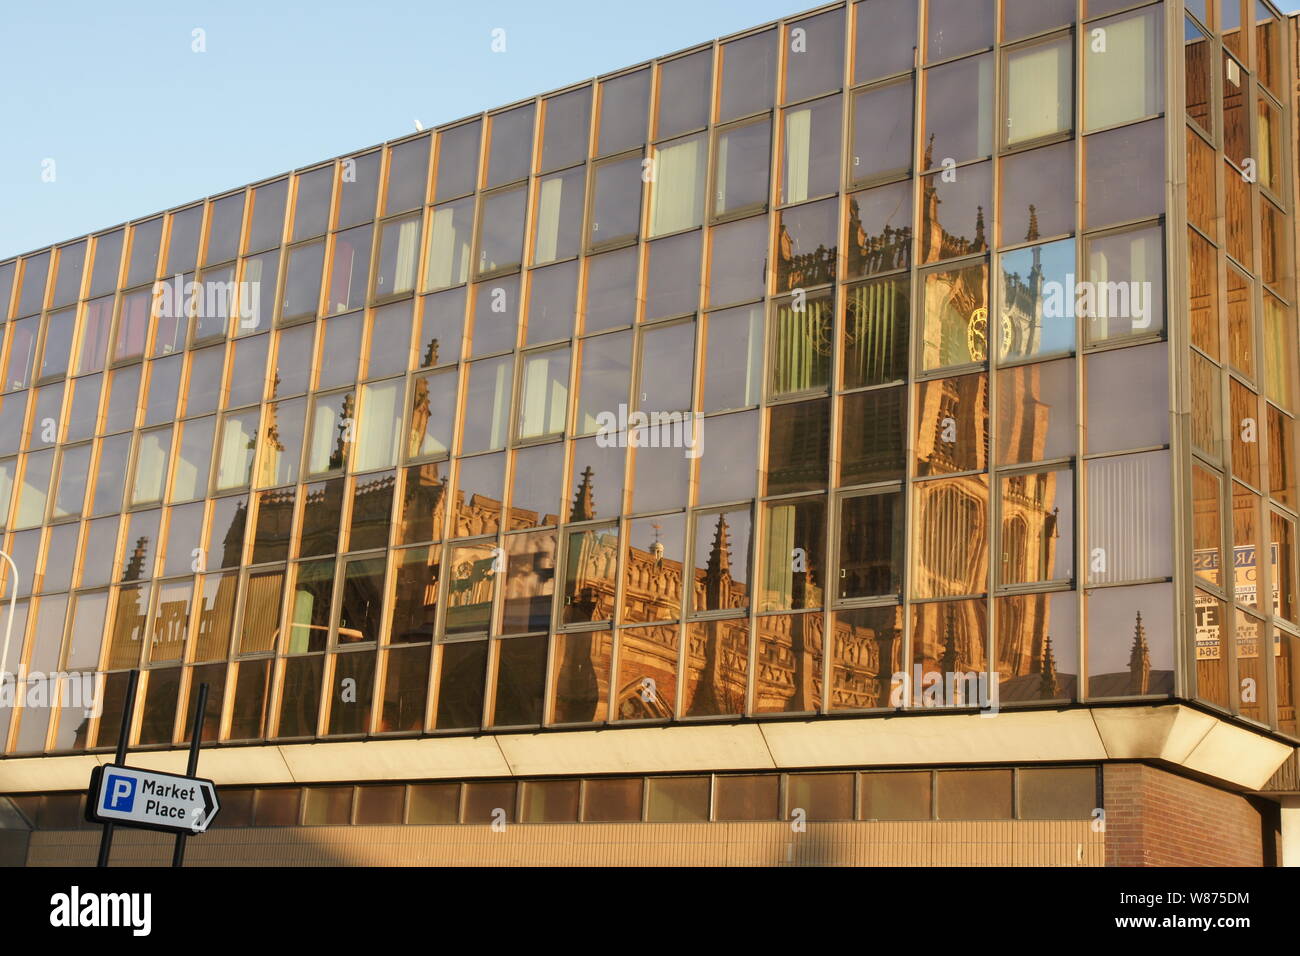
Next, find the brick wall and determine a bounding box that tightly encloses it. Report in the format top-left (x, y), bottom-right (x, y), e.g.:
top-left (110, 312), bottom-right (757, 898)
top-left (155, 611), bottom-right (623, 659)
top-left (1103, 763), bottom-right (1279, 867)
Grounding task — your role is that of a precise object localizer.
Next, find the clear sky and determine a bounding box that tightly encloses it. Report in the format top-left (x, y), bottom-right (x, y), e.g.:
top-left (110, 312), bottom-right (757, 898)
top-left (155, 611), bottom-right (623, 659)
top-left (0, 0), bottom-right (803, 260)
top-left (4, 1), bottom-right (1299, 261)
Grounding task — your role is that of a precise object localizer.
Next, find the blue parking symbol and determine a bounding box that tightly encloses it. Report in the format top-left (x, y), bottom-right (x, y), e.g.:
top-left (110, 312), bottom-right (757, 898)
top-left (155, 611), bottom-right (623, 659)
top-left (104, 773), bottom-right (136, 812)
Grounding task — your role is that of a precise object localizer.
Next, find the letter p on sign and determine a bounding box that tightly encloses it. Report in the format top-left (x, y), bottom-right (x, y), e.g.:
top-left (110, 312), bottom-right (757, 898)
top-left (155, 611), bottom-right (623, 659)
top-left (105, 774), bottom-right (136, 812)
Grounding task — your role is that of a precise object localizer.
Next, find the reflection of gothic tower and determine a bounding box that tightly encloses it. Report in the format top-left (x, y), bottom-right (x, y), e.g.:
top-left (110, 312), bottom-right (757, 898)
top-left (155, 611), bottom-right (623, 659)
top-left (409, 376), bottom-right (431, 455)
top-left (123, 536), bottom-right (149, 582)
top-left (999, 205), bottom-right (1047, 360)
top-left (332, 393), bottom-right (355, 470)
top-left (692, 515), bottom-right (741, 715)
top-left (704, 514), bottom-right (732, 605)
top-left (570, 466), bottom-right (595, 522)
top-left (1128, 612), bottom-right (1151, 696)
top-left (847, 194), bottom-right (912, 275)
top-left (940, 601), bottom-right (961, 675)
top-left (422, 336), bottom-right (440, 368)
top-left (1040, 634), bottom-right (1060, 698)
top-left (220, 499), bottom-right (248, 567)
top-left (919, 133), bottom-right (989, 264)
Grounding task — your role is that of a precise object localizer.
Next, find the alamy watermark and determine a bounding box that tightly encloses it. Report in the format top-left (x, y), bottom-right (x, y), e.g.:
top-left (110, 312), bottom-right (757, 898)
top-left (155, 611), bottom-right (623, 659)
top-left (153, 274), bottom-right (262, 330)
top-left (890, 666), bottom-right (1000, 717)
top-left (0, 671), bottom-right (103, 717)
top-left (594, 405), bottom-right (704, 460)
top-left (1040, 275), bottom-right (1153, 329)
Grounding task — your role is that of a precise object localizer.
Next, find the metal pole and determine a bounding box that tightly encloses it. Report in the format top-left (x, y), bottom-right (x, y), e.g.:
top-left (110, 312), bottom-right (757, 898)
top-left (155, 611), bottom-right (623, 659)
top-left (96, 668), bottom-right (140, 868)
top-left (172, 682), bottom-right (209, 868)
top-left (0, 551), bottom-right (20, 696)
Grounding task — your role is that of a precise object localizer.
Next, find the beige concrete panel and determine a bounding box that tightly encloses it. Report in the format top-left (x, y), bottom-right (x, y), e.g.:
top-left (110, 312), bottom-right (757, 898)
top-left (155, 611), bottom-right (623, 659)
top-left (1091, 704), bottom-right (1294, 789)
top-left (120, 747), bottom-right (296, 785)
top-left (759, 710), bottom-right (1108, 768)
top-left (1179, 721), bottom-right (1298, 790)
top-left (277, 736), bottom-right (513, 782)
top-left (496, 723), bottom-right (776, 776)
top-left (0, 754), bottom-right (101, 793)
top-left (1090, 704), bottom-right (1212, 760)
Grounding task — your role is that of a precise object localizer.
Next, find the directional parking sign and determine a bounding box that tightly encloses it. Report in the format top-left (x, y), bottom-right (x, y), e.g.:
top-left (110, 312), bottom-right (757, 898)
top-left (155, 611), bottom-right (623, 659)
top-left (86, 764), bottom-right (220, 835)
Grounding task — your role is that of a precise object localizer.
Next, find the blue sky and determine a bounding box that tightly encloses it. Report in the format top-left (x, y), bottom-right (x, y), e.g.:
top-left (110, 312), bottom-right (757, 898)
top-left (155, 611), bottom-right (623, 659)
top-left (4, 1), bottom-right (1299, 260)
top-left (0, 0), bottom-right (801, 259)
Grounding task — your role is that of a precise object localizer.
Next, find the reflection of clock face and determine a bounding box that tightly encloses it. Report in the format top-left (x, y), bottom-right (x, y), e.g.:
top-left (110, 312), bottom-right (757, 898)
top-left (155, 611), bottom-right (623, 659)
top-left (967, 308), bottom-right (1016, 360)
top-left (967, 308), bottom-right (988, 361)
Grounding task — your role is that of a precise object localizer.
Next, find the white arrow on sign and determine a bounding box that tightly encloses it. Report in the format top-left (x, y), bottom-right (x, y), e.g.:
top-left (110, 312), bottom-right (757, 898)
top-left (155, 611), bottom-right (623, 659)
top-left (89, 764), bottom-right (221, 835)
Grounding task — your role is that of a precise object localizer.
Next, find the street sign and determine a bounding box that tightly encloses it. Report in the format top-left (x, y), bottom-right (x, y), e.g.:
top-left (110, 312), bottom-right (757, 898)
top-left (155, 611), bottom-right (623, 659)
top-left (86, 764), bottom-right (220, 835)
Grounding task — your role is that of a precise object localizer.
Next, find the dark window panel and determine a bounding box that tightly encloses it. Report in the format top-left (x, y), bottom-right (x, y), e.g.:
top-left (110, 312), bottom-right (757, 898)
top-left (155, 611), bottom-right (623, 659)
top-left (526, 260), bottom-right (578, 345)
top-left (853, 0), bottom-right (917, 84)
top-left (597, 69), bottom-right (650, 157)
top-left (51, 241), bottom-right (86, 308)
top-left (713, 119), bottom-right (771, 220)
top-left (417, 287), bottom-right (465, 369)
top-left (247, 179), bottom-right (289, 254)
top-left (336, 152), bottom-right (381, 229)
top-left (486, 104), bottom-right (535, 189)
top-left (384, 135), bottom-right (431, 217)
top-left (999, 141), bottom-right (1074, 246)
top-left (581, 777), bottom-right (642, 821)
top-left (927, 0), bottom-right (994, 62)
top-left (88, 230), bottom-right (124, 298)
top-left (326, 651), bottom-right (375, 734)
top-left (718, 28), bottom-right (776, 122)
top-left (715, 774), bottom-right (778, 821)
top-left (292, 167), bottom-right (334, 243)
top-left (510, 442), bottom-right (564, 529)
top-left (276, 654), bottom-right (323, 738)
top-left (379, 644), bottom-right (429, 733)
top-left (435, 640), bottom-right (487, 730)
top-left (126, 218), bottom-right (163, 288)
top-left (1002, 0), bottom-right (1074, 42)
top-left (784, 9), bottom-right (844, 103)
top-left (204, 192), bottom-right (245, 266)
top-left (520, 780), bottom-right (580, 822)
top-left (473, 273), bottom-right (517, 356)
top-left (936, 769), bottom-right (1013, 820)
top-left (165, 205), bottom-right (204, 275)
top-left (923, 54), bottom-right (993, 167)
top-left (303, 786), bottom-right (354, 825)
top-left (540, 86), bottom-right (592, 173)
top-left (434, 121), bottom-right (482, 202)
top-left (1084, 119), bottom-right (1163, 230)
top-left (490, 634), bottom-right (546, 726)
top-left (549, 630), bottom-right (612, 723)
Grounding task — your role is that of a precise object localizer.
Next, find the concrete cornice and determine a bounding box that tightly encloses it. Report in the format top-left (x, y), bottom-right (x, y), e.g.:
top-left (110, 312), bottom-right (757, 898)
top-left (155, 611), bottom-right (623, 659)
top-left (0, 704), bottom-right (1294, 793)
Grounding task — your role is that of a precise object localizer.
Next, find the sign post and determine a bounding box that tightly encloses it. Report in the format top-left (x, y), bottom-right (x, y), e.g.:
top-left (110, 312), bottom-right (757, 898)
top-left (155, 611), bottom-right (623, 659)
top-left (95, 668), bottom-right (139, 868)
top-left (87, 674), bottom-right (220, 865)
top-left (171, 681), bottom-right (209, 867)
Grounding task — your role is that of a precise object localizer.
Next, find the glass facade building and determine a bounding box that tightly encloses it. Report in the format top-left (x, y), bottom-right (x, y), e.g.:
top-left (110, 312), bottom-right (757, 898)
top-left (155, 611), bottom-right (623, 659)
top-left (1, 0), bottom-right (1299, 867)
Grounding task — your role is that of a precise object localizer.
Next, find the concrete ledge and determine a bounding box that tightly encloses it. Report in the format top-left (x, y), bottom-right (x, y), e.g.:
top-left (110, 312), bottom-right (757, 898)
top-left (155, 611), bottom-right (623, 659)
top-left (759, 708), bottom-right (1108, 768)
top-left (0, 704), bottom-right (1294, 793)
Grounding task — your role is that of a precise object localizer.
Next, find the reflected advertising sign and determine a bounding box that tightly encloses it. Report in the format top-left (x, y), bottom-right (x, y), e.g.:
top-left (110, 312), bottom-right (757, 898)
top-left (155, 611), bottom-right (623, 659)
top-left (1194, 545), bottom-right (1280, 660)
